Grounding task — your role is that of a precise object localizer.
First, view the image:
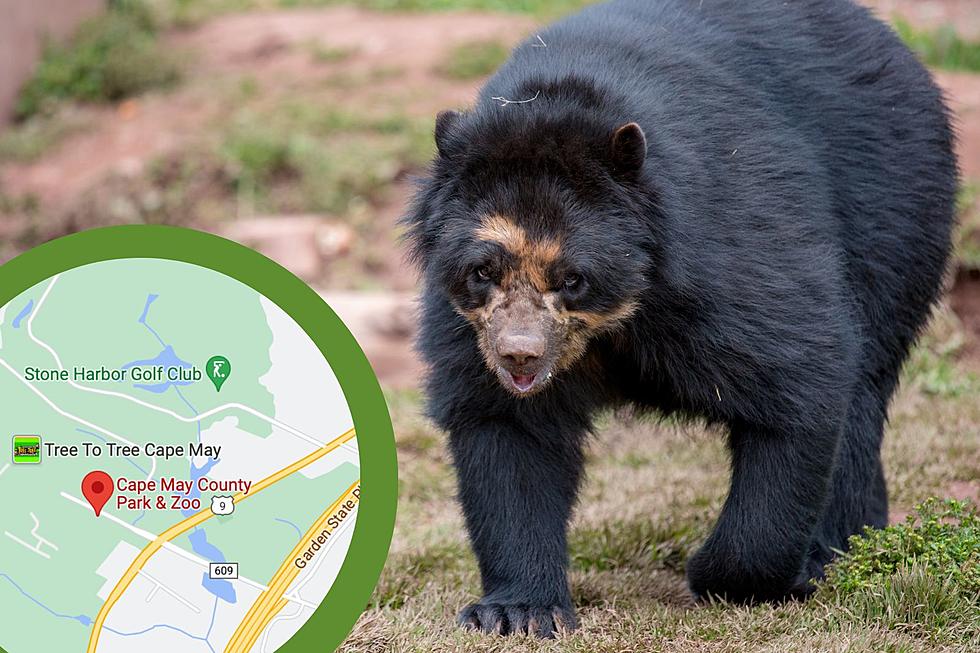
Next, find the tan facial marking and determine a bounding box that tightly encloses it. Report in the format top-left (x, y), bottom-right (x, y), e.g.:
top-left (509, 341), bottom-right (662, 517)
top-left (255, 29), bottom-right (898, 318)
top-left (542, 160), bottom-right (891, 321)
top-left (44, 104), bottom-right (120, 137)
top-left (454, 290), bottom-right (504, 373)
top-left (455, 286), bottom-right (506, 326)
top-left (457, 218), bottom-right (639, 384)
top-left (564, 300), bottom-right (639, 331)
top-left (476, 214), bottom-right (561, 293)
top-left (553, 299), bottom-right (638, 371)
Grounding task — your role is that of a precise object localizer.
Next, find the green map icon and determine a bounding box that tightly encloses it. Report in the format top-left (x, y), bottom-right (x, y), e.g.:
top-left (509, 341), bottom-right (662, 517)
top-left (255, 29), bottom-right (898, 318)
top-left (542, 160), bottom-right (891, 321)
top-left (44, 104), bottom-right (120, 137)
top-left (206, 355), bottom-right (232, 392)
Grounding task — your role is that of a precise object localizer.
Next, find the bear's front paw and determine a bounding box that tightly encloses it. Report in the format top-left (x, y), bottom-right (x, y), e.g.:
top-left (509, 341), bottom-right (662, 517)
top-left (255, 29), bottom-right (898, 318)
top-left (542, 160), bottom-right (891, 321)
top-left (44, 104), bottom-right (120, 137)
top-left (457, 602), bottom-right (578, 638)
top-left (686, 546), bottom-right (815, 604)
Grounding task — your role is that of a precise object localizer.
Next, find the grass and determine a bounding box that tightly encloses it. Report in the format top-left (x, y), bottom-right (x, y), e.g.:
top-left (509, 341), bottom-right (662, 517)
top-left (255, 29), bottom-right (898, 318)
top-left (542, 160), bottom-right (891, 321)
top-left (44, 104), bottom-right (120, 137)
top-left (15, 0), bottom-right (179, 119)
top-left (154, 0), bottom-right (595, 25)
top-left (435, 39), bottom-right (511, 80)
top-left (896, 19), bottom-right (980, 73)
top-left (958, 185), bottom-right (980, 271)
top-left (301, 39), bottom-right (357, 64)
top-left (0, 110), bottom-right (93, 163)
top-left (44, 90), bottom-right (436, 236)
top-left (902, 324), bottom-right (978, 400)
top-left (220, 101), bottom-right (434, 215)
top-left (306, 0), bottom-right (592, 14)
top-left (352, 312), bottom-right (980, 651)
top-left (824, 499), bottom-right (980, 597)
top-left (819, 499), bottom-right (980, 643)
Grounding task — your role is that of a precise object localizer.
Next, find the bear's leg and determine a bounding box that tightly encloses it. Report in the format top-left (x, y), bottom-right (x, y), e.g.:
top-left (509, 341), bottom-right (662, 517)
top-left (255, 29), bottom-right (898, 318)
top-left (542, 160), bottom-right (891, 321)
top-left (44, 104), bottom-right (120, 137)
top-left (686, 423), bottom-right (839, 602)
top-left (805, 386), bottom-right (889, 578)
top-left (449, 419), bottom-right (585, 638)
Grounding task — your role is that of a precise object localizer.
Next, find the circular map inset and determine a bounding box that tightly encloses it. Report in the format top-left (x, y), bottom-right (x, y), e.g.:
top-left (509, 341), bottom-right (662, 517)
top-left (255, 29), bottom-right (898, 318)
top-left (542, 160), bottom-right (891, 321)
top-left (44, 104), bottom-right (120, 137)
top-left (0, 228), bottom-right (396, 653)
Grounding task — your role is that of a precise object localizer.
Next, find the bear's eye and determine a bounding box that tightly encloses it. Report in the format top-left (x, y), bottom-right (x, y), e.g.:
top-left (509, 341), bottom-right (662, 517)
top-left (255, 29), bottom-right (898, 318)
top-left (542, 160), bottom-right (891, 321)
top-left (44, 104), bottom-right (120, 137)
top-left (563, 272), bottom-right (583, 291)
top-left (473, 265), bottom-right (492, 282)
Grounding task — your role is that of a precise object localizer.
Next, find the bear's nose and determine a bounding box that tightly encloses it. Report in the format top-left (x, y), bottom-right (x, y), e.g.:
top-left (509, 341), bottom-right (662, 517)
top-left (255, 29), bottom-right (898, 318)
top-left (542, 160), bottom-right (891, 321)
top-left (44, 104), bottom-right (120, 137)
top-left (497, 333), bottom-right (546, 368)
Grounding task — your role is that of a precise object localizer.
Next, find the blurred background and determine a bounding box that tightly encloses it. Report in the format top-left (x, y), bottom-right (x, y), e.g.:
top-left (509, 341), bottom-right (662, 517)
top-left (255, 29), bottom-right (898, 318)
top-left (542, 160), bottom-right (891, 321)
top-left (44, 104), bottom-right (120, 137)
top-left (1, 1), bottom-right (979, 650)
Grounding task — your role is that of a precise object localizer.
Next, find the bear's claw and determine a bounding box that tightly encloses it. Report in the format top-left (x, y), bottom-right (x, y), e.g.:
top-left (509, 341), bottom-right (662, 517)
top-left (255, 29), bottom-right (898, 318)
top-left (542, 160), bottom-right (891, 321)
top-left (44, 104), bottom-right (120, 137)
top-left (457, 603), bottom-right (577, 638)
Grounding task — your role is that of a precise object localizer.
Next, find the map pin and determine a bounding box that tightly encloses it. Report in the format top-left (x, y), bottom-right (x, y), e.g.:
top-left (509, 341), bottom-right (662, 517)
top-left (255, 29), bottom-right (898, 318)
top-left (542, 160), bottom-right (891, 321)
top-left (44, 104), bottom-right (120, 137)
top-left (206, 355), bottom-right (232, 392)
top-left (82, 471), bottom-right (114, 517)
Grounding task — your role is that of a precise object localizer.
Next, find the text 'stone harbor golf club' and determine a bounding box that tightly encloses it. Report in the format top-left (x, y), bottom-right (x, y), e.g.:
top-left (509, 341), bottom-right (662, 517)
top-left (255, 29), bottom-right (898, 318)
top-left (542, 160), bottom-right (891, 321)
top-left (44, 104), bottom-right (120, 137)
top-left (0, 228), bottom-right (396, 653)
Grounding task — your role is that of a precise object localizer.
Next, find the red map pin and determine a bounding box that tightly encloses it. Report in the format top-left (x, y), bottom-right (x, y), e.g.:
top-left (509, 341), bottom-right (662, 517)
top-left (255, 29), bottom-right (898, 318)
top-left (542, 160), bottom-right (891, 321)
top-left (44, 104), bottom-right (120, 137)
top-left (82, 471), bottom-right (114, 517)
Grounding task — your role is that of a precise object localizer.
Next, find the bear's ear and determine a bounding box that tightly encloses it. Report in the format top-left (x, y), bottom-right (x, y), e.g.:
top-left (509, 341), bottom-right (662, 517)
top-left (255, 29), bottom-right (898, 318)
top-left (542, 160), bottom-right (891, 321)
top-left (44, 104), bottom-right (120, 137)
top-left (435, 110), bottom-right (463, 159)
top-left (610, 122), bottom-right (647, 175)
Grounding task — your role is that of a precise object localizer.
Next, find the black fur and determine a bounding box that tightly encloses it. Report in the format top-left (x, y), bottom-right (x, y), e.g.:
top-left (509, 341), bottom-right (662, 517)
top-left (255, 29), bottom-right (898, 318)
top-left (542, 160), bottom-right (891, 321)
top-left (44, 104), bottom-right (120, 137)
top-left (405, 0), bottom-right (957, 638)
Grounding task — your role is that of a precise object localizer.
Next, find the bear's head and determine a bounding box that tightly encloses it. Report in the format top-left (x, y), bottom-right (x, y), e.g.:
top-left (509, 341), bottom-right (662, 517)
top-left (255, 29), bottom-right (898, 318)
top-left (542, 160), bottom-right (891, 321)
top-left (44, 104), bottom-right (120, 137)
top-left (406, 102), bottom-right (655, 396)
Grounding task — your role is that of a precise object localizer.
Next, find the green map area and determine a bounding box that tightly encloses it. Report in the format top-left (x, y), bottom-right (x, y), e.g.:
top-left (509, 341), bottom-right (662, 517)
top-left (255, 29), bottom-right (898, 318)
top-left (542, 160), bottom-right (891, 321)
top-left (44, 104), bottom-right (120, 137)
top-left (0, 259), bottom-right (359, 653)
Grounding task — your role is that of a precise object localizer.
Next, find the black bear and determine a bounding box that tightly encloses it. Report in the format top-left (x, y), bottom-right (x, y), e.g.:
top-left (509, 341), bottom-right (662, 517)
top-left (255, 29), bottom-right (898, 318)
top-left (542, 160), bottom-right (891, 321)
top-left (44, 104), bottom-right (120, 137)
top-left (405, 0), bottom-right (958, 638)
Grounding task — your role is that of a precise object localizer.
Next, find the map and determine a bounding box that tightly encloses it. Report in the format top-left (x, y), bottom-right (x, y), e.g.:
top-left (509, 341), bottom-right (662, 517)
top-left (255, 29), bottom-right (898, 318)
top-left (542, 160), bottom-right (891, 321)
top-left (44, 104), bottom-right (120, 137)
top-left (0, 258), bottom-right (361, 653)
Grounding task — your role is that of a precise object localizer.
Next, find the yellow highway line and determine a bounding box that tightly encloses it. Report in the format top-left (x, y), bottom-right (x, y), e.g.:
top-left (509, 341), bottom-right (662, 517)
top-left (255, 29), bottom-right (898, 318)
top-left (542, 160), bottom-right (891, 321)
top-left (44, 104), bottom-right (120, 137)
top-left (229, 492), bottom-right (357, 653)
top-left (225, 482), bottom-right (361, 652)
top-left (225, 481), bottom-right (361, 653)
top-left (233, 485), bottom-right (360, 652)
top-left (86, 428), bottom-right (357, 653)
top-left (235, 428), bottom-right (356, 501)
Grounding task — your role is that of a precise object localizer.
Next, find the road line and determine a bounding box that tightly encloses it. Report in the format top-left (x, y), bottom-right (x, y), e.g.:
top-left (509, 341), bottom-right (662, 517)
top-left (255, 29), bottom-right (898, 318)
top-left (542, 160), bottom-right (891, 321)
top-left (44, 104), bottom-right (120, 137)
top-left (260, 506), bottom-right (359, 653)
top-left (4, 532), bottom-right (51, 559)
top-left (61, 492), bottom-right (159, 542)
top-left (0, 359), bottom-right (140, 450)
top-left (60, 493), bottom-right (308, 603)
top-left (4, 512), bottom-right (60, 560)
top-left (23, 275), bottom-right (332, 450)
top-left (85, 428), bottom-right (355, 653)
top-left (23, 273), bottom-right (335, 455)
top-left (225, 482), bottom-right (360, 653)
top-left (137, 569), bottom-right (201, 613)
top-left (235, 489), bottom-right (359, 652)
top-left (259, 600), bottom-right (303, 653)
top-left (28, 512), bottom-right (58, 552)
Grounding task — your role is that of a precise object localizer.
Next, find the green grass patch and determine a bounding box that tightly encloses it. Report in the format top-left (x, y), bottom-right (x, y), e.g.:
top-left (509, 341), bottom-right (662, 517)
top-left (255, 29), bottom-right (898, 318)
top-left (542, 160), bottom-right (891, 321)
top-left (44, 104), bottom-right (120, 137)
top-left (902, 311), bottom-right (978, 399)
top-left (435, 40), bottom-right (510, 80)
top-left (283, 0), bottom-right (593, 16)
top-left (904, 345), bottom-right (978, 398)
top-left (156, 0), bottom-right (595, 23)
top-left (0, 111), bottom-right (91, 163)
top-left (371, 542), bottom-right (472, 609)
top-left (160, 0), bottom-right (262, 27)
top-left (821, 499), bottom-right (980, 642)
top-left (896, 20), bottom-right (980, 73)
top-left (825, 499), bottom-right (980, 597)
top-left (302, 39), bottom-right (356, 64)
top-left (957, 184), bottom-right (980, 270)
top-left (16, 0), bottom-right (179, 119)
top-left (570, 518), bottom-right (705, 573)
top-left (220, 101), bottom-right (434, 214)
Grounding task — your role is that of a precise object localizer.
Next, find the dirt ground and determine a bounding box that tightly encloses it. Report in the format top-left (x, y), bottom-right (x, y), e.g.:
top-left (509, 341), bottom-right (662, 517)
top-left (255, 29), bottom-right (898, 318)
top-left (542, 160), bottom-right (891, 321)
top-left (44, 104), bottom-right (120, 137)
top-left (0, 7), bottom-right (531, 210)
top-left (864, 0), bottom-right (980, 39)
top-left (0, 6), bottom-right (534, 291)
top-left (2, 2), bottom-right (980, 369)
top-left (1, 3), bottom-right (978, 285)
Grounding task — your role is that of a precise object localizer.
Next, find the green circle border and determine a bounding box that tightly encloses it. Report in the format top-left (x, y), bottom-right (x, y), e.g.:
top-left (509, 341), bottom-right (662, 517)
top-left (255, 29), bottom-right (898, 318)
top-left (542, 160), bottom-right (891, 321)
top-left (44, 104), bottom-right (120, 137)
top-left (0, 225), bottom-right (398, 653)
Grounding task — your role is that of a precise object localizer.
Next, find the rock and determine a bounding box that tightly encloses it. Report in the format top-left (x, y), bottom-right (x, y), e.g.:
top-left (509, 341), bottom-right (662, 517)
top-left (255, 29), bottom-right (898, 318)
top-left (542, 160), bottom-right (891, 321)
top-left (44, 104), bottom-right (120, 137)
top-left (316, 221), bottom-right (355, 259)
top-left (218, 215), bottom-right (354, 281)
top-left (934, 71), bottom-right (980, 184)
top-left (319, 290), bottom-right (422, 389)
